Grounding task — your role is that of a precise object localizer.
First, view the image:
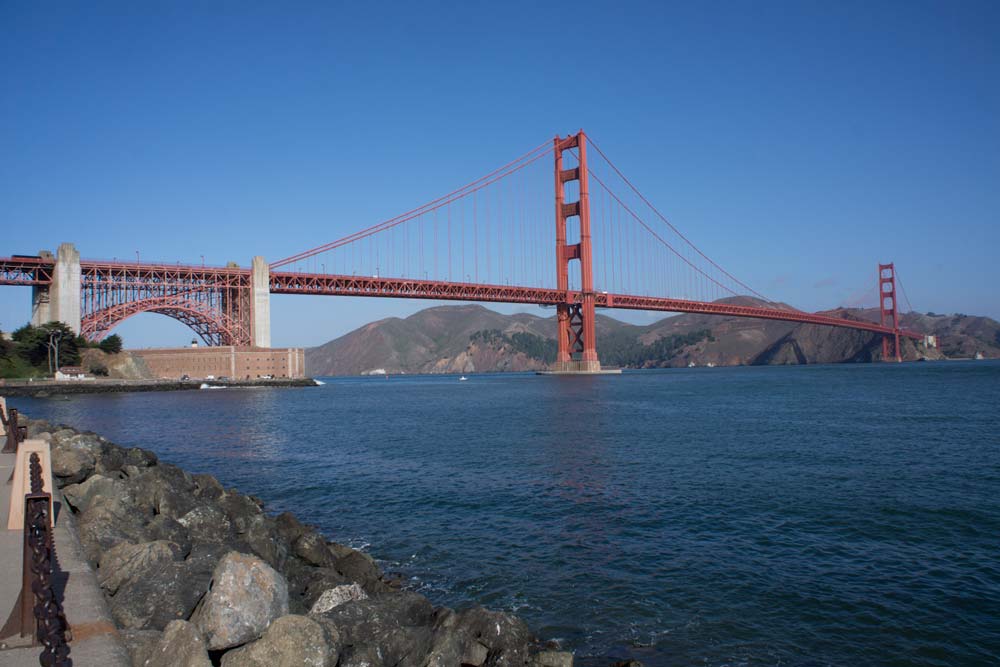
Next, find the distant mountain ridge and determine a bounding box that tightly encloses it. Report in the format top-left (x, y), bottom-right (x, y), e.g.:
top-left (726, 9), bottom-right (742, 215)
top-left (304, 302), bottom-right (1000, 376)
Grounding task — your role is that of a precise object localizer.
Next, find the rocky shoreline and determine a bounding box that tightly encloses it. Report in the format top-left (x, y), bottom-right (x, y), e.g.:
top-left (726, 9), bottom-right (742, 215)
top-left (23, 414), bottom-right (580, 667)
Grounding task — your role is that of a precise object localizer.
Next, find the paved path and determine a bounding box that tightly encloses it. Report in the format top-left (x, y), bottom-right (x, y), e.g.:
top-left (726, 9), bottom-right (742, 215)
top-left (0, 450), bottom-right (131, 666)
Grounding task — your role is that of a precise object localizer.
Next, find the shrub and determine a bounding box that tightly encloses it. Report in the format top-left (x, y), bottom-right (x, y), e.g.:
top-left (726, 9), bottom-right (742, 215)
top-left (99, 334), bottom-right (123, 354)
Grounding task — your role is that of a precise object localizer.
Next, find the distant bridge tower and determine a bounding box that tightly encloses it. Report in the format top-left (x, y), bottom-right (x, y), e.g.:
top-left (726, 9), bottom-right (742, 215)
top-left (879, 262), bottom-right (902, 362)
top-left (553, 131), bottom-right (602, 372)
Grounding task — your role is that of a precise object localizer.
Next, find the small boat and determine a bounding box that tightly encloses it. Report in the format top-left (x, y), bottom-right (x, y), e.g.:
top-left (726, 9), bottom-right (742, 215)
top-left (687, 362), bottom-right (696, 368)
top-left (313, 379), bottom-right (326, 386)
top-left (706, 362), bottom-right (716, 368)
top-left (200, 383), bottom-right (226, 390)
top-left (459, 376), bottom-right (468, 381)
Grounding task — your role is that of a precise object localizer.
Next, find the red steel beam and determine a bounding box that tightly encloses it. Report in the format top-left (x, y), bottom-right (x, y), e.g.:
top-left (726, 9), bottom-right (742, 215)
top-left (0, 256), bottom-right (54, 286)
top-left (269, 270), bottom-right (924, 340)
top-left (0, 258), bottom-right (923, 341)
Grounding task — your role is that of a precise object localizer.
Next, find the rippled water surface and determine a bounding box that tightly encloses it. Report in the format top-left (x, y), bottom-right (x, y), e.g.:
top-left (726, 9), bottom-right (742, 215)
top-left (12, 361), bottom-right (1000, 665)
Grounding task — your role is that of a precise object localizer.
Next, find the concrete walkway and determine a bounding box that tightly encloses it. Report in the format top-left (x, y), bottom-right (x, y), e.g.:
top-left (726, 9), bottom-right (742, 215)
top-left (0, 450), bottom-right (131, 666)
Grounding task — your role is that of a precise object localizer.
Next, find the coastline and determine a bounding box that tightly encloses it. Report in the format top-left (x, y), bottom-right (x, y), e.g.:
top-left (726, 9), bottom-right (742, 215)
top-left (0, 377), bottom-right (316, 398)
top-left (13, 412), bottom-right (578, 667)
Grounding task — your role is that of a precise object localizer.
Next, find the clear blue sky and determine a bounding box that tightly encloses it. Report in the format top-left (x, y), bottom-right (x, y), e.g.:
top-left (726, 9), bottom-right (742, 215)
top-left (2, 2), bottom-right (998, 347)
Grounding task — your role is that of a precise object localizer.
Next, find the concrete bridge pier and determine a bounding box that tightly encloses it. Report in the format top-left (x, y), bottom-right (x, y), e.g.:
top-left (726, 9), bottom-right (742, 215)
top-left (30, 243), bottom-right (81, 333)
top-left (250, 255), bottom-right (271, 348)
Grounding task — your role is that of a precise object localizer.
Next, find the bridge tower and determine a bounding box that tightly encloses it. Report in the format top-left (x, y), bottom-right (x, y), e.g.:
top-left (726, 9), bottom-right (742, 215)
top-left (30, 242), bottom-right (81, 334)
top-left (553, 131), bottom-right (602, 373)
top-left (250, 256), bottom-right (271, 348)
top-left (878, 262), bottom-right (902, 362)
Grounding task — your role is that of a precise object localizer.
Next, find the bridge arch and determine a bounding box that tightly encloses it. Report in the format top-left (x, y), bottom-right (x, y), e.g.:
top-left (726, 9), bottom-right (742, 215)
top-left (81, 295), bottom-right (244, 347)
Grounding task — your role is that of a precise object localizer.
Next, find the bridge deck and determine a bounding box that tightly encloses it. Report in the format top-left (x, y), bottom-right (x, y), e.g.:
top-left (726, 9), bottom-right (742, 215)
top-left (268, 271), bottom-right (923, 339)
top-left (0, 258), bottom-right (922, 340)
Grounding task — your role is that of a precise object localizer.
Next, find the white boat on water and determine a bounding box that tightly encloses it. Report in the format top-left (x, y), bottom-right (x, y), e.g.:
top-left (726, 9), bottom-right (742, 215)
top-left (200, 383), bottom-right (226, 390)
top-left (459, 376), bottom-right (468, 381)
top-left (706, 362), bottom-right (716, 368)
top-left (313, 379), bottom-right (326, 386)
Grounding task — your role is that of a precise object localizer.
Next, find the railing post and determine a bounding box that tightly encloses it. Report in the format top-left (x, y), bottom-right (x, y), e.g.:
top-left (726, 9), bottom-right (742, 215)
top-left (2, 406), bottom-right (27, 454)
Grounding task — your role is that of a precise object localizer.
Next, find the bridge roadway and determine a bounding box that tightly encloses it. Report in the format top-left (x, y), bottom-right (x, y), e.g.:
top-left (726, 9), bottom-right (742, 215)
top-left (267, 270), bottom-right (924, 339)
top-left (0, 256), bottom-right (918, 340)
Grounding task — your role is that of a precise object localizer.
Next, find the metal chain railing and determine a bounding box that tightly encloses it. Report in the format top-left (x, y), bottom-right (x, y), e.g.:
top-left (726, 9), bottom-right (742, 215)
top-left (2, 406), bottom-right (28, 454)
top-left (24, 452), bottom-right (71, 666)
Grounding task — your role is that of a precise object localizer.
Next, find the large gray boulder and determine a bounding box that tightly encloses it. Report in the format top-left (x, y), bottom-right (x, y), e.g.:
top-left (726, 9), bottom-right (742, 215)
top-left (61, 474), bottom-right (130, 513)
top-left (129, 467), bottom-right (199, 519)
top-left (120, 628), bottom-right (162, 667)
top-left (217, 490), bottom-right (263, 534)
top-left (50, 445), bottom-right (95, 485)
top-left (49, 428), bottom-right (77, 445)
top-left (178, 503), bottom-right (233, 544)
top-left (185, 541), bottom-right (250, 578)
top-left (424, 606), bottom-right (534, 667)
top-left (75, 496), bottom-right (150, 563)
top-left (147, 514), bottom-right (193, 557)
top-left (63, 432), bottom-right (104, 457)
top-left (195, 551), bottom-right (290, 650)
top-left (193, 473), bottom-right (224, 501)
top-left (335, 549), bottom-right (390, 594)
top-left (530, 651), bottom-right (574, 667)
top-left (220, 614), bottom-right (332, 667)
top-left (145, 620), bottom-right (212, 667)
top-left (97, 540), bottom-right (184, 595)
top-left (284, 560), bottom-right (350, 613)
top-left (124, 446), bottom-right (158, 468)
top-left (313, 590), bottom-right (436, 664)
top-left (94, 440), bottom-right (127, 476)
top-left (274, 511), bottom-right (308, 543)
top-left (243, 514), bottom-right (290, 571)
top-left (320, 591), bottom-right (434, 644)
top-left (293, 530), bottom-right (337, 568)
top-left (110, 560), bottom-right (212, 630)
top-left (24, 418), bottom-right (53, 438)
top-left (336, 626), bottom-right (434, 667)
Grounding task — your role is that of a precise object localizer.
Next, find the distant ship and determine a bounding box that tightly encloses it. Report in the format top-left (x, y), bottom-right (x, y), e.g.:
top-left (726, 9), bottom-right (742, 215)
top-left (459, 376), bottom-right (468, 381)
top-left (975, 352), bottom-right (985, 360)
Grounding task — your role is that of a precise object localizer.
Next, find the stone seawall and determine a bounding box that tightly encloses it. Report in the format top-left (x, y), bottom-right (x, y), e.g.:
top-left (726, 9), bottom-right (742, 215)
top-left (0, 378), bottom-right (316, 398)
top-left (20, 414), bottom-right (576, 667)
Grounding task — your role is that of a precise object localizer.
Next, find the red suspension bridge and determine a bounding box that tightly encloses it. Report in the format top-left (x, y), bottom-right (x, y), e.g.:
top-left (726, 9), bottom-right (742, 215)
top-left (1, 131), bottom-right (924, 366)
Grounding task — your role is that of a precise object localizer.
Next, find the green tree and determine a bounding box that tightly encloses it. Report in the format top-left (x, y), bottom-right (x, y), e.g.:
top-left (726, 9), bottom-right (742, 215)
top-left (99, 334), bottom-right (123, 354)
top-left (11, 322), bottom-right (81, 369)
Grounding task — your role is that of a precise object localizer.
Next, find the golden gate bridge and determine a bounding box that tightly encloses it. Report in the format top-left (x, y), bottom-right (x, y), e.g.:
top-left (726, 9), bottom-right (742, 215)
top-left (0, 131), bottom-right (924, 367)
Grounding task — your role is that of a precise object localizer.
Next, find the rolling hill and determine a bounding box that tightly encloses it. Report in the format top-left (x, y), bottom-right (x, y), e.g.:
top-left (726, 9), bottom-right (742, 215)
top-left (304, 302), bottom-right (1000, 376)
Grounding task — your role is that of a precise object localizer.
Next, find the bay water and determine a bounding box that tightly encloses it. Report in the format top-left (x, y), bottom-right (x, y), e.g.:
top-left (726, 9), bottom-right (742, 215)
top-left (12, 361), bottom-right (1000, 665)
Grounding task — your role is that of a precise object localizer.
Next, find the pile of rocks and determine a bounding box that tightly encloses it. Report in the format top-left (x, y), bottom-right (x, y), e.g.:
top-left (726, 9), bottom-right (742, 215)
top-left (24, 416), bottom-right (573, 667)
